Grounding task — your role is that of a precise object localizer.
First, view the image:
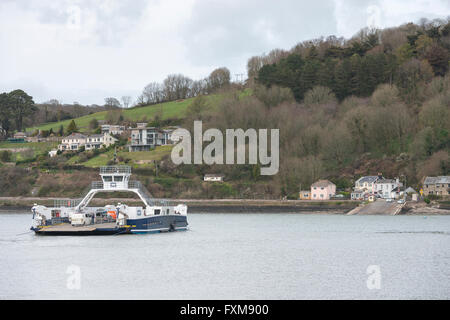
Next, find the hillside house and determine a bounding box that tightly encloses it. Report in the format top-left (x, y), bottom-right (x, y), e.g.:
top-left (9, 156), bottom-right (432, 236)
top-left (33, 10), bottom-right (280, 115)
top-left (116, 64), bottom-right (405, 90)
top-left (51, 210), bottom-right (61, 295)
top-left (375, 178), bottom-right (402, 199)
top-left (311, 180), bottom-right (336, 200)
top-left (13, 132), bottom-right (27, 140)
top-left (423, 176), bottom-right (450, 197)
top-left (129, 127), bottom-right (176, 152)
top-left (58, 132), bottom-right (117, 151)
top-left (354, 175), bottom-right (381, 193)
top-left (204, 174), bottom-right (224, 182)
top-left (101, 124), bottom-right (125, 136)
top-left (299, 190), bottom-right (311, 200)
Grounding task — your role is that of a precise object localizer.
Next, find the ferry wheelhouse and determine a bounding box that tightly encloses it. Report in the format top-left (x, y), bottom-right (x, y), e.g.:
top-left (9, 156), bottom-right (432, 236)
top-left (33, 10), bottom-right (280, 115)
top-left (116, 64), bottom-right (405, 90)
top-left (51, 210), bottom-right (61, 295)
top-left (31, 166), bottom-right (188, 235)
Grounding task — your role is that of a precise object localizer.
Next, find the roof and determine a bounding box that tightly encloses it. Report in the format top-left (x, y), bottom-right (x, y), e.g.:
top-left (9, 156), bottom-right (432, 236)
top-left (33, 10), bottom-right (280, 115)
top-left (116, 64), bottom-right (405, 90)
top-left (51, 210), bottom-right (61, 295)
top-left (65, 133), bottom-right (86, 139)
top-left (357, 176), bottom-right (379, 184)
top-left (376, 179), bottom-right (397, 184)
top-left (311, 179), bottom-right (335, 188)
top-left (204, 174), bottom-right (224, 178)
top-left (424, 176), bottom-right (450, 184)
top-left (405, 187), bottom-right (417, 194)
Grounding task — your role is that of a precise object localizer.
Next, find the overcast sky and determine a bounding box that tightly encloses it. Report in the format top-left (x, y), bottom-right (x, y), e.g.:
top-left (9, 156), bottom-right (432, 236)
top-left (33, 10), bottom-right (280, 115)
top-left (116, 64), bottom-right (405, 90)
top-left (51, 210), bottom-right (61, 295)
top-left (0, 0), bottom-right (449, 105)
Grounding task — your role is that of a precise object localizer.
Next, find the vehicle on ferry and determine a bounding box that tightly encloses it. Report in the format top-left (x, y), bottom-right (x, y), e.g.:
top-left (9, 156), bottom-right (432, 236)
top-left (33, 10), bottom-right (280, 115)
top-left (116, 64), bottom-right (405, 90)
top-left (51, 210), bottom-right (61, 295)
top-left (31, 166), bottom-right (188, 235)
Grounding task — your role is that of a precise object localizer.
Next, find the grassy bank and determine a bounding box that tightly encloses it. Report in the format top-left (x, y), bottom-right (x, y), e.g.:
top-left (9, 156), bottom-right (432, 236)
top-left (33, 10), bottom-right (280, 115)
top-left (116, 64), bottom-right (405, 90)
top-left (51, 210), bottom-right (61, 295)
top-left (27, 94), bottom-right (222, 134)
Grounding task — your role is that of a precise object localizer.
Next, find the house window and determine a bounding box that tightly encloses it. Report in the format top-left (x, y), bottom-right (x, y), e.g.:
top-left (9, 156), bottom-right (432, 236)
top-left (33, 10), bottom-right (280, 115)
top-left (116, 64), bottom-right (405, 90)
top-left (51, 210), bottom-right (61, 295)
top-left (320, 194), bottom-right (324, 198)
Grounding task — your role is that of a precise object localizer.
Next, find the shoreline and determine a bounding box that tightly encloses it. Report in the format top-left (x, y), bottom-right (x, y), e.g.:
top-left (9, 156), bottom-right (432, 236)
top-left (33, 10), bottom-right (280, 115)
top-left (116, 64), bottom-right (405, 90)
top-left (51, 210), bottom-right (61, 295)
top-left (0, 197), bottom-right (358, 214)
top-left (1, 197), bottom-right (449, 214)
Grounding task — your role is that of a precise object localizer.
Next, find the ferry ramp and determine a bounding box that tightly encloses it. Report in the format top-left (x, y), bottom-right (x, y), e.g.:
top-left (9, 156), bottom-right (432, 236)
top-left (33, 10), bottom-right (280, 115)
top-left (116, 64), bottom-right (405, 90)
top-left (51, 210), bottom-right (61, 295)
top-left (348, 200), bottom-right (404, 215)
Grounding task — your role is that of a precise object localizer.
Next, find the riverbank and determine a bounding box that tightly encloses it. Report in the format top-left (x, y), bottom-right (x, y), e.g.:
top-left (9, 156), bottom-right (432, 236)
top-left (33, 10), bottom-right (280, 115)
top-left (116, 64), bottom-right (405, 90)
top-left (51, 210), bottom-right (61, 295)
top-left (0, 197), bottom-right (359, 214)
top-left (2, 197), bottom-right (449, 215)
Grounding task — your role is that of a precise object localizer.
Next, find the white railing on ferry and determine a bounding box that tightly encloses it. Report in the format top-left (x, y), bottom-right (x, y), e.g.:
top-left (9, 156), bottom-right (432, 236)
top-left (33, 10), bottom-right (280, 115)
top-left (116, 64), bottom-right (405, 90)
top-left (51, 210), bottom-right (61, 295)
top-left (100, 166), bottom-right (131, 174)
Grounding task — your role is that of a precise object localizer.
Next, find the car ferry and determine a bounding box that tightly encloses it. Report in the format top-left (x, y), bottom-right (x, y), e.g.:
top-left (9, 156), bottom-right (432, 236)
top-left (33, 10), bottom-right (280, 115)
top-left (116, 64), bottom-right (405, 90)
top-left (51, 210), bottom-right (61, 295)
top-left (31, 166), bottom-right (188, 235)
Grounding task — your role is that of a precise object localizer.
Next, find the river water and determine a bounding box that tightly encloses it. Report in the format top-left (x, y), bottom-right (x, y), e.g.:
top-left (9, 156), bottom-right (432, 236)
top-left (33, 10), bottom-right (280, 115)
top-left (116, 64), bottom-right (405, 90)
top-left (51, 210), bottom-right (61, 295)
top-left (0, 212), bottom-right (449, 299)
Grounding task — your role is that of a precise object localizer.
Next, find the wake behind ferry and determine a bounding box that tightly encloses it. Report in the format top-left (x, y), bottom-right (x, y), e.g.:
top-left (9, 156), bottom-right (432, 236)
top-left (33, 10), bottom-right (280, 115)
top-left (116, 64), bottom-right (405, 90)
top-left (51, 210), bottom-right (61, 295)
top-left (31, 166), bottom-right (188, 235)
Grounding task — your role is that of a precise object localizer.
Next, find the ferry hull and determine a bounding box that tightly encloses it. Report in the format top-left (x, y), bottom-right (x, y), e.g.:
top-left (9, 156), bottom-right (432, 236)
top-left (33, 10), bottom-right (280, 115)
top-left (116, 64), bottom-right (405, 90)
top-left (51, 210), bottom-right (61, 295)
top-left (127, 214), bottom-right (188, 234)
top-left (31, 215), bottom-right (188, 236)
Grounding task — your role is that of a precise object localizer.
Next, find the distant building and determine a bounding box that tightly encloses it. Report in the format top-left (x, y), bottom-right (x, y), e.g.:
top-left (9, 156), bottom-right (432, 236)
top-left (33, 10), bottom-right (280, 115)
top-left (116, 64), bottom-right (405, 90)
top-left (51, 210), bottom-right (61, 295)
top-left (204, 174), bottom-right (224, 182)
top-left (48, 149), bottom-right (58, 157)
top-left (423, 176), bottom-right (450, 197)
top-left (311, 180), bottom-right (336, 200)
top-left (129, 127), bottom-right (177, 152)
top-left (58, 132), bottom-right (117, 151)
top-left (165, 126), bottom-right (182, 143)
top-left (351, 190), bottom-right (365, 200)
top-left (354, 175), bottom-right (381, 193)
top-left (299, 190), bottom-right (311, 200)
top-left (26, 132), bottom-right (61, 143)
top-left (405, 187), bottom-right (417, 195)
top-left (375, 178), bottom-right (402, 199)
top-left (101, 124), bottom-right (125, 136)
top-left (13, 132), bottom-right (27, 139)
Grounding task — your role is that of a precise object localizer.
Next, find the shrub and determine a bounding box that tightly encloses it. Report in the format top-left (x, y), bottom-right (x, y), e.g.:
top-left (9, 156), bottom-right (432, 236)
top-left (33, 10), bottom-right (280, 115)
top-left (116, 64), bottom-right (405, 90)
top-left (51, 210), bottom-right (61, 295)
top-left (0, 150), bottom-right (12, 162)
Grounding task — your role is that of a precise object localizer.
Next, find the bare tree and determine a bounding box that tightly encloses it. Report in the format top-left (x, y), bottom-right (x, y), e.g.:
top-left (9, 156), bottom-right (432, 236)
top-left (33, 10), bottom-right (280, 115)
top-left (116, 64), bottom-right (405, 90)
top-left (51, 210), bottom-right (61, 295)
top-left (207, 67), bottom-right (230, 92)
top-left (104, 97), bottom-right (121, 109)
top-left (121, 96), bottom-right (132, 108)
top-left (142, 82), bottom-right (164, 104)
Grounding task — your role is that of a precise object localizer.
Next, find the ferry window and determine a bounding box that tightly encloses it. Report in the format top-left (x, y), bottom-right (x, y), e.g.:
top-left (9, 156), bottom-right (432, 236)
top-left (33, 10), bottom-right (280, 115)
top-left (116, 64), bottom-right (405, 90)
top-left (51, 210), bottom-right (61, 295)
top-left (137, 210), bottom-right (141, 216)
top-left (166, 209), bottom-right (169, 215)
top-left (154, 209), bottom-right (160, 215)
top-left (114, 176), bottom-right (123, 182)
top-left (103, 176), bottom-right (112, 182)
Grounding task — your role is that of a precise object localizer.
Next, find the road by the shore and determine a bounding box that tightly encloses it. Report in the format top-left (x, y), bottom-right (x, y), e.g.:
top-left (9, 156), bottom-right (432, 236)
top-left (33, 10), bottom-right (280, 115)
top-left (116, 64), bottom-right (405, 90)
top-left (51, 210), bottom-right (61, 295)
top-left (0, 197), bottom-right (359, 214)
top-left (1, 197), bottom-right (448, 215)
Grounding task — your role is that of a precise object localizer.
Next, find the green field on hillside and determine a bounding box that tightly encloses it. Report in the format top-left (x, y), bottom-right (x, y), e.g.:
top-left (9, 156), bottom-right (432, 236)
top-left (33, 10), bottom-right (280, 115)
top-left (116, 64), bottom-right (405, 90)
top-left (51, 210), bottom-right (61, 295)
top-left (27, 94), bottom-right (224, 134)
top-left (67, 145), bottom-right (173, 167)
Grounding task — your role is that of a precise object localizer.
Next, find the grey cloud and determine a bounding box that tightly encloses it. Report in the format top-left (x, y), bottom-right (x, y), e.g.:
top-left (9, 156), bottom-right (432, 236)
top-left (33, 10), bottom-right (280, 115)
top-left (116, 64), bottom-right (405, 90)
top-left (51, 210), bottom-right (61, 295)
top-left (6, 0), bottom-right (151, 46)
top-left (180, 0), bottom-right (337, 67)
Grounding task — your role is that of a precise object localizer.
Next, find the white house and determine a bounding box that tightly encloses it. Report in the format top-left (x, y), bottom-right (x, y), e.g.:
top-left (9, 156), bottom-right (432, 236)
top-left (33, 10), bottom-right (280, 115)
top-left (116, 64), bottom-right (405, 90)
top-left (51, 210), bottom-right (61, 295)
top-left (58, 132), bottom-right (117, 151)
top-left (354, 176), bottom-right (381, 193)
top-left (204, 174), bottom-right (224, 182)
top-left (48, 149), bottom-right (58, 158)
top-left (375, 178), bottom-right (402, 199)
top-left (129, 127), bottom-right (175, 152)
top-left (101, 124), bottom-right (125, 135)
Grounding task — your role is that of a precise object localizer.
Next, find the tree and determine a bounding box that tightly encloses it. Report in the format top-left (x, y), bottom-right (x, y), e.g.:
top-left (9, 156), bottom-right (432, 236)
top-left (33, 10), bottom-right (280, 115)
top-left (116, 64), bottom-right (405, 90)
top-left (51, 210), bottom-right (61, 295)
top-left (0, 93), bottom-right (13, 137)
top-left (163, 74), bottom-right (193, 100)
top-left (425, 43), bottom-right (449, 76)
top-left (142, 82), bottom-right (164, 104)
top-left (58, 124), bottom-right (64, 137)
top-left (0, 150), bottom-right (12, 162)
top-left (207, 67), bottom-right (231, 92)
top-left (104, 97), bottom-right (121, 109)
top-left (67, 120), bottom-right (78, 134)
top-left (121, 96), bottom-right (132, 108)
top-left (89, 118), bottom-right (99, 130)
top-left (8, 89), bottom-right (36, 132)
